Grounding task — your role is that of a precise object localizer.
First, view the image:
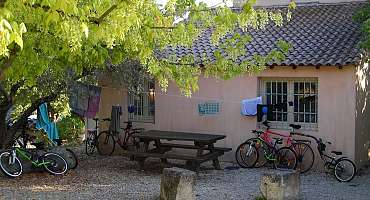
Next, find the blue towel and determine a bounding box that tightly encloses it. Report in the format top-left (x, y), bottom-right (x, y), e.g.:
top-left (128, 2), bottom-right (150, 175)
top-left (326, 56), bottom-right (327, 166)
top-left (36, 103), bottom-right (59, 142)
top-left (241, 97), bottom-right (262, 116)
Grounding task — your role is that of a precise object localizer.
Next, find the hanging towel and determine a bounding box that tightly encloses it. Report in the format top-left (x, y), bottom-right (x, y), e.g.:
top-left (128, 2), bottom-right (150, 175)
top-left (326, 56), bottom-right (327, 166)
top-left (241, 97), bottom-right (262, 116)
top-left (109, 105), bottom-right (122, 134)
top-left (36, 103), bottom-right (59, 142)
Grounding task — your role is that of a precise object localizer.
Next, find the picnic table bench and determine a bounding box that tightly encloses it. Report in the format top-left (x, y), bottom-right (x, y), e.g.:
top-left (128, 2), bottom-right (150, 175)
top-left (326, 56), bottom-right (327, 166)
top-left (131, 130), bottom-right (232, 171)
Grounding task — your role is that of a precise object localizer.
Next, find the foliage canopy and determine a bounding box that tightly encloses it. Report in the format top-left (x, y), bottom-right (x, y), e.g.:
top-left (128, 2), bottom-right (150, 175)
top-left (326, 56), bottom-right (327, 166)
top-left (0, 0), bottom-right (294, 147)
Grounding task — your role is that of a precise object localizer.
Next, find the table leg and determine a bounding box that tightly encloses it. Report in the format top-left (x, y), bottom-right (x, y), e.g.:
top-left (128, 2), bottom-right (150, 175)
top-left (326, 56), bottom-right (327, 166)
top-left (154, 139), bottom-right (168, 164)
top-left (208, 143), bottom-right (221, 170)
top-left (194, 142), bottom-right (205, 171)
top-left (137, 140), bottom-right (150, 170)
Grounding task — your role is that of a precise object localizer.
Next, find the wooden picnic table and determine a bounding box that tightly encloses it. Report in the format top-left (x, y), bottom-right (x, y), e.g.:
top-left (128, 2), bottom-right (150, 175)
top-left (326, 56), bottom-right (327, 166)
top-left (130, 130), bottom-right (232, 171)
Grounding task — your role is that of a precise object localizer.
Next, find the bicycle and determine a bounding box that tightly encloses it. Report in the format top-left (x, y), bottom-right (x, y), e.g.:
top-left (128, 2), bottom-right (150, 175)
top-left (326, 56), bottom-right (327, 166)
top-left (17, 119), bottom-right (78, 170)
top-left (0, 140), bottom-right (68, 178)
top-left (96, 121), bottom-right (144, 156)
top-left (236, 121), bottom-right (314, 173)
top-left (236, 127), bottom-right (298, 170)
top-left (292, 132), bottom-right (356, 182)
top-left (85, 118), bottom-right (111, 156)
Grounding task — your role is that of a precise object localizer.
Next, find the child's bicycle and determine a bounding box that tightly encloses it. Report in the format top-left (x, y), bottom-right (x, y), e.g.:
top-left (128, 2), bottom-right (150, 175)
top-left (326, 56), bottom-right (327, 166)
top-left (292, 132), bottom-right (356, 182)
top-left (0, 140), bottom-right (68, 178)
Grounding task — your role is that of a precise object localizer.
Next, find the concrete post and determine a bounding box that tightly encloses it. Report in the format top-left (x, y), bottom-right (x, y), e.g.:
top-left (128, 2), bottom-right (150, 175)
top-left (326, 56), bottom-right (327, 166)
top-left (260, 170), bottom-right (300, 200)
top-left (160, 167), bottom-right (196, 200)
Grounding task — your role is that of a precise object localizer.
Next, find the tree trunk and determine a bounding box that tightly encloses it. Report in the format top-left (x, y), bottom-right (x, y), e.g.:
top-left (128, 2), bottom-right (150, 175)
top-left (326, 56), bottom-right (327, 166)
top-left (0, 99), bottom-right (15, 149)
top-left (0, 93), bottom-right (58, 149)
top-left (0, 110), bottom-right (9, 149)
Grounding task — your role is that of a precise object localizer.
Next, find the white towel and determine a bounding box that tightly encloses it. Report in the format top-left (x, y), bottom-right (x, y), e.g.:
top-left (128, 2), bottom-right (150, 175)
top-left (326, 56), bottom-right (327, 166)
top-left (241, 97), bottom-right (262, 116)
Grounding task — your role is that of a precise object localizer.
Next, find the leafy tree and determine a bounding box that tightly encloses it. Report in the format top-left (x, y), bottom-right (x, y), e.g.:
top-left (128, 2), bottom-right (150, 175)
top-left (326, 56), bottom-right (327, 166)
top-left (355, 1), bottom-right (370, 52)
top-left (0, 0), bottom-right (294, 148)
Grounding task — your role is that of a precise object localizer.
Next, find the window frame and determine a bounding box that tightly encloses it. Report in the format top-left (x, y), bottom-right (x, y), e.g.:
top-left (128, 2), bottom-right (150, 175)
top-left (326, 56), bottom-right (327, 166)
top-left (258, 77), bottom-right (318, 131)
top-left (127, 80), bottom-right (155, 123)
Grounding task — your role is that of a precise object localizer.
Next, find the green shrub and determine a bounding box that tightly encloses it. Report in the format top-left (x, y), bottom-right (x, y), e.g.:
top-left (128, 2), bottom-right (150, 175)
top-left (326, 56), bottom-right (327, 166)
top-left (56, 115), bottom-right (84, 145)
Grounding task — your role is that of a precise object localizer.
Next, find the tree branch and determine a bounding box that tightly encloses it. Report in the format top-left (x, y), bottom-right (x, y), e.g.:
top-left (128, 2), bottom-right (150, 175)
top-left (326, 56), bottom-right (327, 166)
top-left (10, 93), bottom-right (58, 135)
top-left (94, 4), bottom-right (118, 24)
top-left (0, 84), bottom-right (9, 106)
top-left (0, 0), bottom-right (6, 8)
top-left (24, 2), bottom-right (118, 25)
top-left (9, 81), bottom-right (24, 103)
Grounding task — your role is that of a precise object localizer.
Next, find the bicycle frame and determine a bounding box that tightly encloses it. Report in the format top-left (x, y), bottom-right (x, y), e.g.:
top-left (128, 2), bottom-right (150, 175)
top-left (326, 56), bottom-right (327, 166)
top-left (14, 147), bottom-right (51, 167)
top-left (292, 132), bottom-right (339, 163)
top-left (259, 129), bottom-right (293, 146)
top-left (251, 136), bottom-right (280, 161)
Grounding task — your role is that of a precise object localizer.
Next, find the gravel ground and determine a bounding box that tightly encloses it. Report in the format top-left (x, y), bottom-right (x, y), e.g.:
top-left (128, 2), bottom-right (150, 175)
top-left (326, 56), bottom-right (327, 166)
top-left (0, 146), bottom-right (369, 200)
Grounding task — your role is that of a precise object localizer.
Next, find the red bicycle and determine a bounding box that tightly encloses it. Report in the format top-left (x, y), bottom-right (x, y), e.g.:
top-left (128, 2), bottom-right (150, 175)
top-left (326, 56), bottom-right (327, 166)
top-left (236, 121), bottom-right (314, 173)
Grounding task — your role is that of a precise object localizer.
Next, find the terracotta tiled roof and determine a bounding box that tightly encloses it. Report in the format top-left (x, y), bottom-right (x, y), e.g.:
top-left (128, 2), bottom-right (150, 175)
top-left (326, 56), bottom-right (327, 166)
top-left (159, 2), bottom-right (364, 66)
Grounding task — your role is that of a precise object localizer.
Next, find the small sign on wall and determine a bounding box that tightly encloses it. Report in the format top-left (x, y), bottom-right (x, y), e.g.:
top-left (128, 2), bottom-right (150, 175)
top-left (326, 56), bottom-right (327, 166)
top-left (198, 102), bottom-right (220, 116)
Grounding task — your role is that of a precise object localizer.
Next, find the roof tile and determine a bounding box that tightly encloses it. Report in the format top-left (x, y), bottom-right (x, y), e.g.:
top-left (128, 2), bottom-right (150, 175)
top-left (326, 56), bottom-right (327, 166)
top-left (159, 3), bottom-right (364, 66)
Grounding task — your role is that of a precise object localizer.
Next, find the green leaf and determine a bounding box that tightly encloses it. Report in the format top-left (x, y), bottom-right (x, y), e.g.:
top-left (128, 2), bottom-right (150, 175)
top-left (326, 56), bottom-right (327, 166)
top-left (10, 32), bottom-right (23, 49)
top-left (81, 23), bottom-right (89, 38)
top-left (2, 19), bottom-right (12, 31)
top-left (20, 23), bottom-right (27, 33)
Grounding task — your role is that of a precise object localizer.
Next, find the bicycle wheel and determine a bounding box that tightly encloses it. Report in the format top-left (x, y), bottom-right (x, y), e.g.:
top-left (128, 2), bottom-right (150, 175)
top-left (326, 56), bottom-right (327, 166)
top-left (65, 148), bottom-right (78, 170)
top-left (97, 131), bottom-right (115, 156)
top-left (274, 147), bottom-right (297, 170)
top-left (249, 138), bottom-right (268, 168)
top-left (0, 151), bottom-right (23, 178)
top-left (235, 140), bottom-right (258, 168)
top-left (334, 158), bottom-right (356, 182)
top-left (291, 142), bottom-right (314, 173)
top-left (85, 131), bottom-right (97, 156)
top-left (42, 152), bottom-right (68, 175)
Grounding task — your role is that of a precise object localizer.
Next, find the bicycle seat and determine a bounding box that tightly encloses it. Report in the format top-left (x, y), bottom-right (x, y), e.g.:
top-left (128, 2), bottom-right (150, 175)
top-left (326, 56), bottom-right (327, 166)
top-left (331, 151), bottom-right (342, 155)
top-left (262, 120), bottom-right (270, 128)
top-left (93, 118), bottom-right (99, 121)
top-left (102, 118), bottom-right (111, 121)
top-left (289, 124), bottom-right (301, 129)
top-left (31, 142), bottom-right (45, 149)
top-left (132, 128), bottom-right (145, 132)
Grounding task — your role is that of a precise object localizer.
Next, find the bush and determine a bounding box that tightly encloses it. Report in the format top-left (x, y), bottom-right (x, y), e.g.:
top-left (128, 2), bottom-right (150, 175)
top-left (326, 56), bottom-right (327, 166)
top-left (56, 115), bottom-right (84, 145)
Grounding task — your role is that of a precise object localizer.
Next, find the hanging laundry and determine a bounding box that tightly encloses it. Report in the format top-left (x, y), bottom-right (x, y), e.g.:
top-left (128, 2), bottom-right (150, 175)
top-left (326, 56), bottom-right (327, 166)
top-left (69, 82), bottom-right (101, 118)
top-left (110, 105), bottom-right (122, 133)
top-left (85, 85), bottom-right (102, 118)
top-left (36, 103), bottom-right (59, 142)
top-left (257, 104), bottom-right (274, 122)
top-left (241, 97), bottom-right (262, 116)
top-left (69, 82), bottom-right (89, 116)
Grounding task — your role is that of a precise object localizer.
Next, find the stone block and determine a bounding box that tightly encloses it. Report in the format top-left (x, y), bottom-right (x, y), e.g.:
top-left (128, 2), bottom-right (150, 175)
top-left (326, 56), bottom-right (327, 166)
top-left (160, 167), bottom-right (196, 200)
top-left (260, 170), bottom-right (300, 200)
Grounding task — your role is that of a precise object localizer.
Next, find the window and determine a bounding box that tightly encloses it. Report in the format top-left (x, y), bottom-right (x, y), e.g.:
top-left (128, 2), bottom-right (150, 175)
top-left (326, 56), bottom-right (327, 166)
top-left (128, 81), bottom-right (155, 123)
top-left (259, 78), bottom-right (318, 130)
top-left (198, 102), bottom-right (220, 116)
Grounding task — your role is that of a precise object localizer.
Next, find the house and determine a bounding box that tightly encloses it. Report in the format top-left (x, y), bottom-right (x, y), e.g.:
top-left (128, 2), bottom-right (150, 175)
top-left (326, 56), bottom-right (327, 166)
top-left (97, 0), bottom-right (370, 168)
